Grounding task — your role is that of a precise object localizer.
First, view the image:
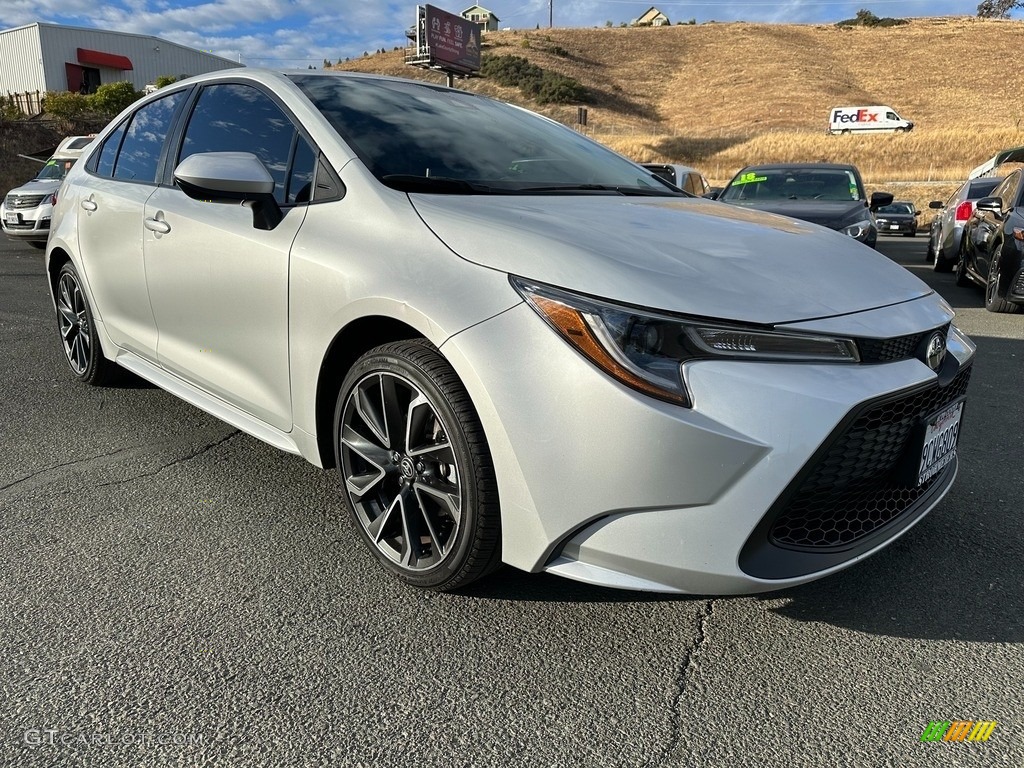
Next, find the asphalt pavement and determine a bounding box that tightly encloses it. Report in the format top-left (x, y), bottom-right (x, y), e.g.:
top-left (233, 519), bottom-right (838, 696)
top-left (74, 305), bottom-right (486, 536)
top-left (0, 233), bottom-right (1021, 767)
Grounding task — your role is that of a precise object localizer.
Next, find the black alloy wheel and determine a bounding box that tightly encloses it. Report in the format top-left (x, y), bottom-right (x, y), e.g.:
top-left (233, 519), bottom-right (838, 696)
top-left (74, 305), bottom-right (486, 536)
top-left (335, 340), bottom-right (500, 590)
top-left (55, 262), bottom-right (111, 385)
top-left (954, 239), bottom-right (972, 287)
top-left (984, 254), bottom-right (1021, 314)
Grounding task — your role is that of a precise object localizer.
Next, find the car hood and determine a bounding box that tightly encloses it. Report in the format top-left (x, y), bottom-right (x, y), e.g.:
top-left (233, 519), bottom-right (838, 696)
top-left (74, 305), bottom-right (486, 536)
top-left (5, 179), bottom-right (61, 196)
top-left (718, 199), bottom-right (870, 230)
top-left (409, 195), bottom-right (930, 325)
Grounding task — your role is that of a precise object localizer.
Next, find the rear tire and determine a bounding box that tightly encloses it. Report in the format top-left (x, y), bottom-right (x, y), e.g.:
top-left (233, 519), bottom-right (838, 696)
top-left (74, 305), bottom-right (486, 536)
top-left (954, 239), bottom-right (972, 287)
top-left (334, 340), bottom-right (501, 591)
top-left (55, 262), bottom-right (113, 385)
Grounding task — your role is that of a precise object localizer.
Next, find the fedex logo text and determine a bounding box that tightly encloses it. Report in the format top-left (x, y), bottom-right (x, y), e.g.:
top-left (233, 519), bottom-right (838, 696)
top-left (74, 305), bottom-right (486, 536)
top-left (832, 109), bottom-right (879, 123)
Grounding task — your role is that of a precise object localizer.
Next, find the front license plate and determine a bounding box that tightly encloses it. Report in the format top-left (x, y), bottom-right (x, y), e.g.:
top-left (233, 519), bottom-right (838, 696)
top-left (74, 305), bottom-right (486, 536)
top-left (918, 400), bottom-right (964, 485)
top-left (4, 212), bottom-right (17, 225)
top-left (890, 224), bottom-right (900, 230)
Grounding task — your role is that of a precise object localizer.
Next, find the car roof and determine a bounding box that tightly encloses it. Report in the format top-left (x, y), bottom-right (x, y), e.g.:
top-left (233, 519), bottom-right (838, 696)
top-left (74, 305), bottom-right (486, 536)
top-left (737, 163), bottom-right (858, 172)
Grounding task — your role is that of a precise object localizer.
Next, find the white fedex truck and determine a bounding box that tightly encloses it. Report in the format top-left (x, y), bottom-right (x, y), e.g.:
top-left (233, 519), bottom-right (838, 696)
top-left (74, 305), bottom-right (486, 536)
top-left (828, 106), bottom-right (913, 134)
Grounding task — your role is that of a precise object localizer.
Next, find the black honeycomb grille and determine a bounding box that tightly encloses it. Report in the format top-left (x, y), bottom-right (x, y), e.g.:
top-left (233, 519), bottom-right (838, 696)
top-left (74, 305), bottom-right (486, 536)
top-left (769, 365), bottom-right (971, 550)
top-left (856, 325), bottom-right (949, 364)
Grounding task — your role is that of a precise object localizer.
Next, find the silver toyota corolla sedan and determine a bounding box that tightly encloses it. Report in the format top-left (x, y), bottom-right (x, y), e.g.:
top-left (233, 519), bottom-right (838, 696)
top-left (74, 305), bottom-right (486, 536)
top-left (45, 69), bottom-right (973, 594)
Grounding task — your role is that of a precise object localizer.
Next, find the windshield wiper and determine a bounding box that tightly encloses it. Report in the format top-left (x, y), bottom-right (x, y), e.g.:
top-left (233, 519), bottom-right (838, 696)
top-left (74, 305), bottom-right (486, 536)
top-left (513, 184), bottom-right (681, 196)
top-left (381, 175), bottom-right (493, 194)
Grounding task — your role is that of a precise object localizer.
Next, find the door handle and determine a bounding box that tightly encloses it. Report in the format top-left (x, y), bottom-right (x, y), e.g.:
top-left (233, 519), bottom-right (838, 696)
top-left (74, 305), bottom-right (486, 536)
top-left (81, 199), bottom-right (97, 212)
top-left (144, 217), bottom-right (171, 235)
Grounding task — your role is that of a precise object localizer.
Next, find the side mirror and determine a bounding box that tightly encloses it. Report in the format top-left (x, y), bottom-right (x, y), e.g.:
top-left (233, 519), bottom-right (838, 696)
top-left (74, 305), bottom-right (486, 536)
top-left (975, 196), bottom-right (1002, 215)
top-left (703, 189), bottom-right (721, 200)
top-left (868, 191), bottom-right (894, 211)
top-left (174, 151), bottom-right (283, 231)
top-left (914, 210), bottom-right (921, 216)
top-left (928, 200), bottom-right (943, 209)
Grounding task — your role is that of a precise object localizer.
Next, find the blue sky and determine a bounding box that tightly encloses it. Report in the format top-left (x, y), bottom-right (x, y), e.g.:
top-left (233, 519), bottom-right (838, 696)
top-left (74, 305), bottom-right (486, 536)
top-left (0, 1), bottom-right (1017, 68)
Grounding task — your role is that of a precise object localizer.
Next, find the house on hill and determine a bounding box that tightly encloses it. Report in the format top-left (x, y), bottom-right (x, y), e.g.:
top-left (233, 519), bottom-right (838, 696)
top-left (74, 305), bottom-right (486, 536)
top-left (633, 7), bottom-right (671, 26)
top-left (462, 5), bottom-right (500, 33)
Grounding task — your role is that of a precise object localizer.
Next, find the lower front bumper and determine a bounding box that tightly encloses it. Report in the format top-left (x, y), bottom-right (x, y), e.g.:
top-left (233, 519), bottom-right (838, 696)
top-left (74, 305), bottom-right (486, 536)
top-left (445, 302), bottom-right (975, 595)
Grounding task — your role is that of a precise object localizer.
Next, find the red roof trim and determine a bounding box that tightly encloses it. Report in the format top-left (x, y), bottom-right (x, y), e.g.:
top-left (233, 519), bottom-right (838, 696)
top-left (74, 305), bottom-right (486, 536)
top-left (77, 48), bottom-right (133, 70)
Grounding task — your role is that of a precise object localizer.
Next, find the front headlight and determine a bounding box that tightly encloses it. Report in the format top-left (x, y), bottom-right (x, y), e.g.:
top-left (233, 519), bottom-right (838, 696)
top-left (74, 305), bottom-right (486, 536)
top-left (512, 278), bottom-right (859, 407)
top-left (842, 218), bottom-right (873, 239)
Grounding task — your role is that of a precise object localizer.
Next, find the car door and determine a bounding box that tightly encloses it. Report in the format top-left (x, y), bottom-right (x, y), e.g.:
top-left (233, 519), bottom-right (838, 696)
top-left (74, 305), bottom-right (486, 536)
top-left (142, 81), bottom-right (317, 432)
top-left (975, 171), bottom-right (1020, 279)
top-left (74, 89), bottom-right (188, 359)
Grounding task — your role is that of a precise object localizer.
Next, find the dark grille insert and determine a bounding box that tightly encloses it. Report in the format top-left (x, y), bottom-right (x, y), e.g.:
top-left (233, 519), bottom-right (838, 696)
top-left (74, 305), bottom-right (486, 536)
top-left (856, 325), bottom-right (949, 364)
top-left (1011, 268), bottom-right (1024, 298)
top-left (769, 365), bottom-right (971, 550)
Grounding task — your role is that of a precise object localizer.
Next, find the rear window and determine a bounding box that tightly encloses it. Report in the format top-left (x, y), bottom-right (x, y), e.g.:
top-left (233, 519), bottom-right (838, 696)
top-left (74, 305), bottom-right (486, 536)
top-left (967, 178), bottom-right (1001, 199)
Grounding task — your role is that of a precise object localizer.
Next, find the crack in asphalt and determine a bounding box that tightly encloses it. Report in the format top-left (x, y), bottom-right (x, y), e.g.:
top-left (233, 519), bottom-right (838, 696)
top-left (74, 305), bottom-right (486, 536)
top-left (648, 599), bottom-right (715, 768)
top-left (0, 429), bottom-right (240, 499)
top-left (95, 430), bottom-right (241, 488)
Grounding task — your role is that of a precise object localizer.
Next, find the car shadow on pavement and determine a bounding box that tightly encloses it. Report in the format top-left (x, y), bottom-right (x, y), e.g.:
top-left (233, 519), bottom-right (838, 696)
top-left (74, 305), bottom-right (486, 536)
top-left (459, 567), bottom-right (699, 604)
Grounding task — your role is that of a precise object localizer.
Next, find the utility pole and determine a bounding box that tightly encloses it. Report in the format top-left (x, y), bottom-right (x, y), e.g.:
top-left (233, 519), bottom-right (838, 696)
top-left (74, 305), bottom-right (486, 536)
top-left (549, 0), bottom-right (553, 28)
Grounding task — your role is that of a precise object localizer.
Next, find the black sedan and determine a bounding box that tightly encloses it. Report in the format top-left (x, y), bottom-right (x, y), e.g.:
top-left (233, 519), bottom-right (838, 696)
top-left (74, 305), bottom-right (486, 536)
top-left (714, 163), bottom-right (892, 248)
top-left (956, 168), bottom-right (1024, 313)
top-left (873, 201), bottom-right (919, 237)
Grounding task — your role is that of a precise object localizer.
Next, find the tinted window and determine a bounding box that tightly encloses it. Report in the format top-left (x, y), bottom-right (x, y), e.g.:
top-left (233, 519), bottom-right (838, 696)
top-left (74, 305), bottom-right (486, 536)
top-left (95, 121), bottom-right (127, 178)
top-left (114, 91), bottom-right (184, 183)
top-left (179, 83), bottom-right (313, 206)
top-left (288, 135), bottom-right (317, 204)
top-left (993, 172), bottom-right (1019, 208)
top-left (289, 74), bottom-right (676, 195)
top-left (721, 168), bottom-right (863, 202)
top-left (967, 178), bottom-right (1000, 201)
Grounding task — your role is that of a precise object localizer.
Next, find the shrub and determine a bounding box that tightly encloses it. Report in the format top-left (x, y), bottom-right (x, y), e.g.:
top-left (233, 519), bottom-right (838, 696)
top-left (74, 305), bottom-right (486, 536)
top-left (155, 75), bottom-right (178, 89)
top-left (480, 54), bottom-right (586, 104)
top-left (88, 81), bottom-right (142, 116)
top-left (836, 9), bottom-right (908, 27)
top-left (42, 91), bottom-right (90, 122)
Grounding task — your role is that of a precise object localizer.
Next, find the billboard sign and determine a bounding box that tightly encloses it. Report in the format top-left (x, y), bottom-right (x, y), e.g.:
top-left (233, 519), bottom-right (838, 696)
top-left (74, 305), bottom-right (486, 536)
top-left (425, 4), bottom-right (480, 74)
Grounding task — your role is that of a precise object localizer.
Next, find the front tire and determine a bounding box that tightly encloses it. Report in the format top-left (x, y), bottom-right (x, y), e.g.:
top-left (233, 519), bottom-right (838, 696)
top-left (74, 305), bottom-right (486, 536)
top-left (334, 340), bottom-right (500, 590)
top-left (55, 262), bottom-right (113, 385)
top-left (984, 254), bottom-right (1021, 314)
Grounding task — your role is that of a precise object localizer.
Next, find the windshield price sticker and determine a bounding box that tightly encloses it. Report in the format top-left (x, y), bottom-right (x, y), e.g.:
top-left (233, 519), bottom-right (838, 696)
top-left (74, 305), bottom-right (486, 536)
top-left (918, 400), bottom-right (963, 486)
top-left (732, 172), bottom-right (768, 186)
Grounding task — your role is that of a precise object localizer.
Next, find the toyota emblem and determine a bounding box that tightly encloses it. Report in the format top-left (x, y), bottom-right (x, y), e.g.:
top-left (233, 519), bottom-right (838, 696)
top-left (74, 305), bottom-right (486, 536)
top-left (925, 332), bottom-right (946, 371)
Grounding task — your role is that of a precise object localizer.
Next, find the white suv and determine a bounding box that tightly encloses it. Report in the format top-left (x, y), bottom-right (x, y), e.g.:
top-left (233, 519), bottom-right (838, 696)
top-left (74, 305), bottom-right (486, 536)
top-left (1, 135), bottom-right (93, 248)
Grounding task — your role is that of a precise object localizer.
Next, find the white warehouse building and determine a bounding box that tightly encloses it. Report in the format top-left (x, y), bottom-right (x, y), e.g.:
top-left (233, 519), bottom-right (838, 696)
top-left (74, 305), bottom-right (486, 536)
top-left (0, 22), bottom-right (241, 99)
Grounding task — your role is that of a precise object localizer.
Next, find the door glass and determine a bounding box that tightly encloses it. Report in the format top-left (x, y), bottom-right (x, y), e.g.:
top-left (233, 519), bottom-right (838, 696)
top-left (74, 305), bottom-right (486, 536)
top-left (113, 91), bottom-right (185, 183)
top-left (179, 84), bottom-right (310, 205)
top-left (95, 120), bottom-right (127, 178)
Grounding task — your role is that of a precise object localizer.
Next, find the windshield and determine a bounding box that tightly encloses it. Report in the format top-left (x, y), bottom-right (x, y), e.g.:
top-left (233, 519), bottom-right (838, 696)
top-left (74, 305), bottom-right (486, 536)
top-left (288, 74), bottom-right (679, 196)
top-left (877, 203), bottom-right (913, 215)
top-left (720, 168), bottom-right (864, 202)
top-left (34, 158), bottom-right (75, 181)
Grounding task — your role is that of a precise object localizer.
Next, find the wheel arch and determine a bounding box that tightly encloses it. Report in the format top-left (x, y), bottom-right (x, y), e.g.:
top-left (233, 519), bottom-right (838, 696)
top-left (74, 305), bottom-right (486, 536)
top-left (46, 247), bottom-right (72, 302)
top-left (314, 315), bottom-right (426, 468)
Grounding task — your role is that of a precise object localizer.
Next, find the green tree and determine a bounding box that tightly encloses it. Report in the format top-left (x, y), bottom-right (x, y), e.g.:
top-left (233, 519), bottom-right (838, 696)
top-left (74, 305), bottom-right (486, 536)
top-left (155, 74), bottom-right (179, 89)
top-left (977, 0), bottom-right (1020, 16)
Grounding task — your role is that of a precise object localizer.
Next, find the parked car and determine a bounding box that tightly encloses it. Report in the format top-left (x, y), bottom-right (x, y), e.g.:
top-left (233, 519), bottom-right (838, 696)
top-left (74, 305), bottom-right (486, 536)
top-left (1, 135), bottom-right (94, 248)
top-left (714, 163), bottom-right (893, 248)
top-left (955, 168), bottom-right (1024, 313)
top-left (873, 201), bottom-right (919, 237)
top-left (642, 163), bottom-right (711, 196)
top-left (926, 176), bottom-right (1002, 272)
top-left (46, 69), bottom-right (973, 595)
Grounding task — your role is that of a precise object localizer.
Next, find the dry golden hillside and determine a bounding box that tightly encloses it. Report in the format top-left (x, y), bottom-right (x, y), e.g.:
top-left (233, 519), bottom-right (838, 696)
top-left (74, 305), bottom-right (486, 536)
top-left (334, 16), bottom-right (1024, 208)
